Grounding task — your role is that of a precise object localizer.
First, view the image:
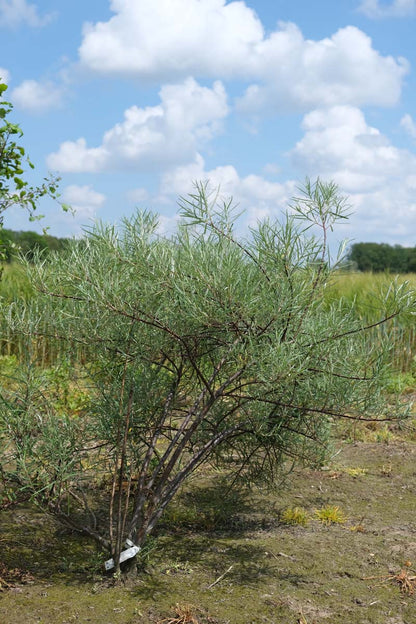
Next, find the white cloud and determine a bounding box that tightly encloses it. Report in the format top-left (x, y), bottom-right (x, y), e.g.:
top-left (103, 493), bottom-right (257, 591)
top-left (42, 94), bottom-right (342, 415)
top-left (358, 0), bottom-right (416, 18)
top-left (47, 78), bottom-right (228, 173)
top-left (290, 106), bottom-right (416, 243)
top-left (345, 185), bottom-right (416, 244)
top-left (11, 79), bottom-right (64, 113)
top-left (0, 0), bottom-right (53, 28)
top-left (60, 185), bottom-right (106, 231)
top-left (156, 213), bottom-right (181, 237)
top-left (2, 185), bottom-right (106, 238)
top-left (290, 106), bottom-right (415, 192)
top-left (237, 24), bottom-right (408, 113)
top-left (158, 147), bottom-right (416, 245)
top-left (78, 1), bottom-right (408, 113)
top-left (159, 154), bottom-right (296, 227)
top-left (0, 66), bottom-right (10, 84)
top-left (400, 113), bottom-right (416, 139)
top-left (79, 0), bottom-right (264, 79)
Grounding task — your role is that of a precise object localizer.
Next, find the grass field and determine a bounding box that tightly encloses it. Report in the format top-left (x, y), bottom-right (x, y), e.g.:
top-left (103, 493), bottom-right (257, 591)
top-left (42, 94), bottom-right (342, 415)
top-left (1, 264), bottom-right (416, 371)
top-left (0, 262), bottom-right (33, 303)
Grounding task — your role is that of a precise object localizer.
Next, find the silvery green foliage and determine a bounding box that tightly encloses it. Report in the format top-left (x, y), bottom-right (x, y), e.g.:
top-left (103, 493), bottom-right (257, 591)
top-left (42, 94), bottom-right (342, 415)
top-left (1, 180), bottom-right (414, 573)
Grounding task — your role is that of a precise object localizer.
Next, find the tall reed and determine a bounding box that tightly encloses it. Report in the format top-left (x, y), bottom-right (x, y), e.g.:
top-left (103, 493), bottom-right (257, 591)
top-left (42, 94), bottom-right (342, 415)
top-left (326, 272), bottom-right (416, 372)
top-left (2, 264), bottom-right (415, 373)
top-left (0, 262), bottom-right (87, 366)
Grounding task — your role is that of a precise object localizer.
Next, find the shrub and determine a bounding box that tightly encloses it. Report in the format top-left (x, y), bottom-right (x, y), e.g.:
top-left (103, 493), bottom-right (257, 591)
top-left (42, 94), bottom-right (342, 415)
top-left (1, 179), bottom-right (413, 575)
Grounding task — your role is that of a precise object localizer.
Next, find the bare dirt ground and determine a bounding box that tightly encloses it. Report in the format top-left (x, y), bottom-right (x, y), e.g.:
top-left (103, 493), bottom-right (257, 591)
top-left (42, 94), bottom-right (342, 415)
top-left (1, 427), bottom-right (416, 623)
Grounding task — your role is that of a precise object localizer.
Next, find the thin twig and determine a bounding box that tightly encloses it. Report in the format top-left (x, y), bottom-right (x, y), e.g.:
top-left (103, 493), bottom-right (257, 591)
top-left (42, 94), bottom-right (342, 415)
top-left (207, 565), bottom-right (234, 589)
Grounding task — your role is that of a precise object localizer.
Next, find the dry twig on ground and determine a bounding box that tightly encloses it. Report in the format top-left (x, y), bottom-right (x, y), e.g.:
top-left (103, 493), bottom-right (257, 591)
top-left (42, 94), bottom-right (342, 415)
top-left (363, 564), bottom-right (416, 595)
top-left (158, 603), bottom-right (200, 624)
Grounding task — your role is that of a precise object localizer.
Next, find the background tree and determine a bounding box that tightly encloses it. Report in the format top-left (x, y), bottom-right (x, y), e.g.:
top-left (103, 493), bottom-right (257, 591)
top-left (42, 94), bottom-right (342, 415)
top-left (348, 242), bottom-right (416, 273)
top-left (0, 228), bottom-right (69, 262)
top-left (0, 180), bottom-right (413, 576)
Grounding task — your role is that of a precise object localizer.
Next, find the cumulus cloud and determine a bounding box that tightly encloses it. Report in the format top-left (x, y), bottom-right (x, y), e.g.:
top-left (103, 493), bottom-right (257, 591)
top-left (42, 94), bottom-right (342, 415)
top-left (400, 113), bottom-right (416, 139)
top-left (39, 184), bottom-right (107, 237)
top-left (0, 0), bottom-right (54, 28)
top-left (11, 79), bottom-right (64, 113)
top-left (47, 78), bottom-right (228, 173)
top-left (358, 0), bottom-right (416, 18)
top-left (2, 184), bottom-right (107, 238)
top-left (158, 147), bottom-right (416, 245)
top-left (159, 154), bottom-right (296, 227)
top-left (291, 106), bottom-right (416, 192)
top-left (61, 184), bottom-right (106, 225)
top-left (290, 105), bottom-right (416, 243)
top-left (78, 1), bottom-right (408, 113)
top-left (79, 0), bottom-right (264, 79)
top-left (344, 183), bottom-right (416, 245)
top-left (237, 25), bottom-right (408, 113)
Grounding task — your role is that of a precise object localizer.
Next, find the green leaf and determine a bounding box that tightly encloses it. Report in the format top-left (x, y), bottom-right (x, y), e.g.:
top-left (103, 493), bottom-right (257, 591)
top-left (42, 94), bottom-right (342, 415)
top-left (1, 80), bottom-right (60, 223)
top-left (14, 177), bottom-right (25, 189)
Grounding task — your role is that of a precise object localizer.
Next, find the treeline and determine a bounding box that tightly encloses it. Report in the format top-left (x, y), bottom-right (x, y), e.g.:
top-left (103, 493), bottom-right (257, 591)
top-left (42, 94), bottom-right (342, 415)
top-left (0, 229), bottom-right (69, 262)
top-left (348, 242), bottom-right (416, 273)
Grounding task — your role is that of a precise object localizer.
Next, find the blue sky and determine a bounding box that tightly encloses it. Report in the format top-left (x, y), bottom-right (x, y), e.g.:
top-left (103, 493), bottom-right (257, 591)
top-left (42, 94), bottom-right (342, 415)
top-left (1, 0), bottom-right (415, 248)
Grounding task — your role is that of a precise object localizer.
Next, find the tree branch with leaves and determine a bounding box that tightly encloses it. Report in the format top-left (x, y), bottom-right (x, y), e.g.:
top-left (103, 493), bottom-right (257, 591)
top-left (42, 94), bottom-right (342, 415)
top-left (0, 80), bottom-right (67, 258)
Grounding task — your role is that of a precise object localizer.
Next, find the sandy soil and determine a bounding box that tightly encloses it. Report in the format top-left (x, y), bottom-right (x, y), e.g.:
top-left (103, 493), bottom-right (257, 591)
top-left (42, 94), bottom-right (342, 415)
top-left (1, 436), bottom-right (416, 624)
